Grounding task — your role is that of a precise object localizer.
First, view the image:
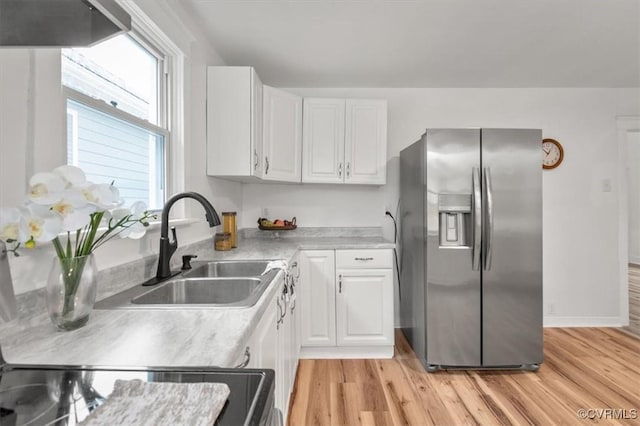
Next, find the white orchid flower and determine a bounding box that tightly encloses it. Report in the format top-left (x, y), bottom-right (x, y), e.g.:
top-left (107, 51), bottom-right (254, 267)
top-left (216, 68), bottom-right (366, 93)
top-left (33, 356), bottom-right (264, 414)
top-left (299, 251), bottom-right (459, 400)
top-left (0, 207), bottom-right (21, 242)
top-left (53, 165), bottom-right (87, 188)
top-left (84, 183), bottom-right (123, 209)
top-left (28, 172), bottom-right (65, 205)
top-left (111, 201), bottom-right (148, 239)
top-left (18, 204), bottom-right (62, 245)
top-left (50, 189), bottom-right (97, 232)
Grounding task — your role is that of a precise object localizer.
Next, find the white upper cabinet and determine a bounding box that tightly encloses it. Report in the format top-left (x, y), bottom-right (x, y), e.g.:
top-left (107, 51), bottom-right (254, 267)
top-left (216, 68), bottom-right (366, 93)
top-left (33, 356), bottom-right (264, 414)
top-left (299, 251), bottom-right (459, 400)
top-left (302, 98), bottom-right (387, 185)
top-left (302, 98), bottom-right (345, 184)
top-left (262, 85), bottom-right (303, 182)
top-left (344, 99), bottom-right (387, 185)
top-left (206, 66), bottom-right (263, 179)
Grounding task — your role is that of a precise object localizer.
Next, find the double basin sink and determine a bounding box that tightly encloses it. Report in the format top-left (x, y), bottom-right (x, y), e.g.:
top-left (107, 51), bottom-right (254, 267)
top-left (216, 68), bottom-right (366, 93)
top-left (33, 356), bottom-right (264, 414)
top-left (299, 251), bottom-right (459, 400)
top-left (95, 260), bottom-right (278, 310)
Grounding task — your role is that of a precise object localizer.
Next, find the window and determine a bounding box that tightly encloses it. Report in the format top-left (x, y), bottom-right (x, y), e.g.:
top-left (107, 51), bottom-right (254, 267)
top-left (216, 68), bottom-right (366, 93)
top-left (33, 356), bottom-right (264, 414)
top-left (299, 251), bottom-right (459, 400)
top-left (62, 34), bottom-right (168, 210)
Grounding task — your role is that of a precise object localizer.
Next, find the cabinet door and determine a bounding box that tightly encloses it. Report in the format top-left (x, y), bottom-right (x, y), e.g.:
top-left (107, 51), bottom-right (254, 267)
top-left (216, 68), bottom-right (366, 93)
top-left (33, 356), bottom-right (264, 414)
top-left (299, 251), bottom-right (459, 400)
top-left (336, 269), bottom-right (394, 346)
top-left (290, 259), bottom-right (301, 378)
top-left (276, 290), bottom-right (289, 420)
top-left (344, 99), bottom-right (387, 184)
top-left (280, 292), bottom-right (295, 420)
top-left (302, 98), bottom-right (345, 183)
top-left (207, 66), bottom-right (256, 177)
top-left (300, 250), bottom-right (336, 346)
top-left (251, 70), bottom-right (263, 178)
top-left (262, 85), bottom-right (302, 182)
top-left (250, 293), bottom-right (278, 371)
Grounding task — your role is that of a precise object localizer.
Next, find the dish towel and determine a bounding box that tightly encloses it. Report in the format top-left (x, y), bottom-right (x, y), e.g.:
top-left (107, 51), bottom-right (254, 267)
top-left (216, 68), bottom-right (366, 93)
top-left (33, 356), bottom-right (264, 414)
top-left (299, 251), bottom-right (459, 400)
top-left (80, 379), bottom-right (230, 426)
top-left (261, 260), bottom-right (289, 275)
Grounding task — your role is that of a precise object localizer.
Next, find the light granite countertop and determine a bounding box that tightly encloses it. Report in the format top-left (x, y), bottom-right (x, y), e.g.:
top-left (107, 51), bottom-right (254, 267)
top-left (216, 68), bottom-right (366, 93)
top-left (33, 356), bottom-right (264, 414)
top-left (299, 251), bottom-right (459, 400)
top-left (1, 231), bottom-right (394, 368)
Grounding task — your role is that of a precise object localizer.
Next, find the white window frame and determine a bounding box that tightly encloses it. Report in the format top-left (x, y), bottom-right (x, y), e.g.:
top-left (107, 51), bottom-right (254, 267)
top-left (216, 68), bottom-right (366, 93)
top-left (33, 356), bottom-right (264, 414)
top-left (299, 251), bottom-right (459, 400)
top-left (123, 4), bottom-right (187, 217)
top-left (61, 4), bottom-right (186, 216)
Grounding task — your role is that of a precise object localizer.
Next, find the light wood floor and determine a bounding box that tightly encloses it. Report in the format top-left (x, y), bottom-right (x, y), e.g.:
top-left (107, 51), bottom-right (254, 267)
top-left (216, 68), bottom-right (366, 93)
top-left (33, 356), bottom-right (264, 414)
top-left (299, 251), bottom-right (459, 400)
top-left (628, 264), bottom-right (640, 337)
top-left (288, 329), bottom-right (640, 425)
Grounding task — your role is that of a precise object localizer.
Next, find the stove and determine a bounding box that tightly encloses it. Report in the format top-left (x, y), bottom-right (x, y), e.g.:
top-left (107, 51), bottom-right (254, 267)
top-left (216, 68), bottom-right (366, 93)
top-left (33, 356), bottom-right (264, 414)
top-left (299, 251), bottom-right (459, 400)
top-left (0, 364), bottom-right (275, 426)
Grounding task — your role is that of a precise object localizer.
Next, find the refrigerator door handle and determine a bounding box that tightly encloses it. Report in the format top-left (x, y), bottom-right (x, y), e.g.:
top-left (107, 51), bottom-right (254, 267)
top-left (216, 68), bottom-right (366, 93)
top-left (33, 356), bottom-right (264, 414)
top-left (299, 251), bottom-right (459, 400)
top-left (472, 167), bottom-right (482, 271)
top-left (483, 167), bottom-right (494, 270)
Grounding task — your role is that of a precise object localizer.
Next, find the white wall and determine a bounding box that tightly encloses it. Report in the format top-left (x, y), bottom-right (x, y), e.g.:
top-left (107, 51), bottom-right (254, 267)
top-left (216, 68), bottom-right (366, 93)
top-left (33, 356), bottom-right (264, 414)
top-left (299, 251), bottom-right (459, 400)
top-left (627, 132), bottom-right (640, 264)
top-left (243, 87), bottom-right (640, 325)
top-left (0, 1), bottom-right (241, 294)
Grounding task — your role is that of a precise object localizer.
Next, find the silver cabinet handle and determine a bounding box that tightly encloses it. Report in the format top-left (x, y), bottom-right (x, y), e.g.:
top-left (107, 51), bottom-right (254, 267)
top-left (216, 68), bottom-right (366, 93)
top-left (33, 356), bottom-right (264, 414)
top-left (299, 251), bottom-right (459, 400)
top-left (234, 346), bottom-right (251, 368)
top-left (483, 167), bottom-right (494, 271)
top-left (472, 167), bottom-right (482, 271)
top-left (265, 156), bottom-right (269, 175)
top-left (338, 274), bottom-right (342, 293)
top-left (346, 162), bottom-right (351, 177)
top-left (254, 150), bottom-right (259, 171)
top-left (354, 257), bottom-right (373, 261)
top-left (338, 163), bottom-right (342, 178)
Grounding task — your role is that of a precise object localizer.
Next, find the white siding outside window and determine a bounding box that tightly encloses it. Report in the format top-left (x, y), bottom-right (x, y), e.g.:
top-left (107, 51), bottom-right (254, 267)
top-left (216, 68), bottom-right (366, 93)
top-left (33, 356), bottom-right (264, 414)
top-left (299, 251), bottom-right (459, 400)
top-left (66, 95), bottom-right (166, 209)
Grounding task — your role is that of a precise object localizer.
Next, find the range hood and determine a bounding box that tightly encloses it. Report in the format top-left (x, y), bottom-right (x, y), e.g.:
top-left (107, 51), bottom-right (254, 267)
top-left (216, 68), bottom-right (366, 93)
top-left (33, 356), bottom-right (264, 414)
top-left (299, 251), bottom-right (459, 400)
top-left (0, 0), bottom-right (131, 47)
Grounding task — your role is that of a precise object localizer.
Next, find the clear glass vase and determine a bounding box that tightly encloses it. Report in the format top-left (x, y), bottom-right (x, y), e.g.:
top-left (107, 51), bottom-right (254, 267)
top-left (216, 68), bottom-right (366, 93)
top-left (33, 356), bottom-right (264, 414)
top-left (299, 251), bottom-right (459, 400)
top-left (46, 254), bottom-right (98, 330)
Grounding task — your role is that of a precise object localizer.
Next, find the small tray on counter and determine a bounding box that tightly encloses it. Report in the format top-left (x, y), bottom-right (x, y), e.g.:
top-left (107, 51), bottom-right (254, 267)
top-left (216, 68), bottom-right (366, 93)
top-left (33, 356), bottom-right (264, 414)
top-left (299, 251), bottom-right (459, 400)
top-left (257, 216), bottom-right (297, 231)
top-left (258, 224), bottom-right (297, 231)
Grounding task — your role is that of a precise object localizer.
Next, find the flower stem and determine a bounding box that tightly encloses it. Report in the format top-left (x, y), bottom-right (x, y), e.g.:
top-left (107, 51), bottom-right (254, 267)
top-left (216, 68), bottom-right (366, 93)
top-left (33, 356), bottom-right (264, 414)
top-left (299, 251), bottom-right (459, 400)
top-left (79, 212), bottom-right (103, 256)
top-left (52, 237), bottom-right (65, 259)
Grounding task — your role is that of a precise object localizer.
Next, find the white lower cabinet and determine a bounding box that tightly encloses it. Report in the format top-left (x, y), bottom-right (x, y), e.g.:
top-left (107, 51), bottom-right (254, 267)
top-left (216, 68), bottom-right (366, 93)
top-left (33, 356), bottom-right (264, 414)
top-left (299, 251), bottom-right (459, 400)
top-left (300, 249), bottom-right (394, 358)
top-left (299, 250), bottom-right (336, 346)
top-left (245, 250), bottom-right (392, 424)
top-left (336, 269), bottom-right (394, 346)
top-left (246, 292), bottom-right (277, 371)
top-left (246, 262), bottom-right (301, 426)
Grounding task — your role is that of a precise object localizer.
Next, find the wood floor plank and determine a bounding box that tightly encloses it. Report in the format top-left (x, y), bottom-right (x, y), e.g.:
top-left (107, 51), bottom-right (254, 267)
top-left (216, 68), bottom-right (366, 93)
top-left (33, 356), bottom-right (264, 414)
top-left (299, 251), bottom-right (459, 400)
top-left (342, 359), bottom-right (389, 412)
top-left (375, 359), bottom-right (431, 425)
top-left (288, 328), bottom-right (640, 426)
top-left (359, 411), bottom-right (394, 426)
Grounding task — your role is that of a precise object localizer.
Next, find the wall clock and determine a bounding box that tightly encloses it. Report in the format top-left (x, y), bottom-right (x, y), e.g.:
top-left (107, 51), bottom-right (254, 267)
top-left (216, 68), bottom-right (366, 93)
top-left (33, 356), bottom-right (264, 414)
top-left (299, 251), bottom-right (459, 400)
top-left (542, 138), bottom-right (564, 170)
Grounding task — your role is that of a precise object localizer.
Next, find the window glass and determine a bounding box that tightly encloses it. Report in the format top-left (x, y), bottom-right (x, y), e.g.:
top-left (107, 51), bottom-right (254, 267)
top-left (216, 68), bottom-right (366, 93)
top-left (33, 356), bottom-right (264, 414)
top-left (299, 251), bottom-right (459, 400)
top-left (67, 99), bottom-right (165, 210)
top-left (62, 35), bottom-right (159, 124)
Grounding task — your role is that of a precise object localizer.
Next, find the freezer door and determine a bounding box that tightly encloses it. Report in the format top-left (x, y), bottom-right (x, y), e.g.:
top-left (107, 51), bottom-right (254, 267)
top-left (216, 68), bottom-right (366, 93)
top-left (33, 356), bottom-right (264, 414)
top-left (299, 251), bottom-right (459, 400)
top-left (399, 140), bottom-right (426, 365)
top-left (481, 129), bottom-right (543, 366)
top-left (425, 129), bottom-right (481, 366)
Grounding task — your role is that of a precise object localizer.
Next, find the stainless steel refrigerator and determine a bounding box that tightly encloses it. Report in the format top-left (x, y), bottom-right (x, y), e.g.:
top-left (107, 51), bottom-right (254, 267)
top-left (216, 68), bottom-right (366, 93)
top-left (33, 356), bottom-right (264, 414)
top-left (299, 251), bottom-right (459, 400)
top-left (399, 129), bottom-right (542, 371)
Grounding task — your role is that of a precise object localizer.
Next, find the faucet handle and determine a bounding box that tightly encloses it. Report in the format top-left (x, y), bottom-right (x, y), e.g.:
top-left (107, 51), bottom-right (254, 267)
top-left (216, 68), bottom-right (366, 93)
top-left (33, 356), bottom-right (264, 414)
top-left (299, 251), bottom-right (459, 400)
top-left (170, 226), bottom-right (178, 245)
top-left (181, 254), bottom-right (198, 270)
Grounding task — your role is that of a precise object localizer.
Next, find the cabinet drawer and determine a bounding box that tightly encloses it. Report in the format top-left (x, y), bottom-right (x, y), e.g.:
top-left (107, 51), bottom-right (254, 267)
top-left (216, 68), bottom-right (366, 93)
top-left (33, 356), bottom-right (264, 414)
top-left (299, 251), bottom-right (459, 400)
top-left (335, 249), bottom-right (392, 269)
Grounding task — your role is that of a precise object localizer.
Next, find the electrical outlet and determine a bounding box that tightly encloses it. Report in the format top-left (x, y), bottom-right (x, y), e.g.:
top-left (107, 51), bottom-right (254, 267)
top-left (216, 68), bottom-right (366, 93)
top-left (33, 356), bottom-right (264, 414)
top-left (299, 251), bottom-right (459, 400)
top-left (547, 303), bottom-right (555, 315)
top-left (384, 204), bottom-right (392, 215)
top-left (261, 207), bottom-right (269, 218)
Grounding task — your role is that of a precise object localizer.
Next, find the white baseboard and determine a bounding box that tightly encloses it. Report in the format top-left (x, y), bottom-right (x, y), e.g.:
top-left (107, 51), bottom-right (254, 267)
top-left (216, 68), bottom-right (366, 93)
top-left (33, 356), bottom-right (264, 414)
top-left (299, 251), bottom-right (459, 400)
top-left (543, 316), bottom-right (623, 327)
top-left (300, 345), bottom-right (394, 359)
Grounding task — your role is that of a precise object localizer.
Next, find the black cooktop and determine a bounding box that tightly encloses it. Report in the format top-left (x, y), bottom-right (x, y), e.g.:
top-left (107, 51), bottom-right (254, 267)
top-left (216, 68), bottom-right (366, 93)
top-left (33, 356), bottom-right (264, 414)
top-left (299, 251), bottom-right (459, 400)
top-left (0, 364), bottom-right (274, 426)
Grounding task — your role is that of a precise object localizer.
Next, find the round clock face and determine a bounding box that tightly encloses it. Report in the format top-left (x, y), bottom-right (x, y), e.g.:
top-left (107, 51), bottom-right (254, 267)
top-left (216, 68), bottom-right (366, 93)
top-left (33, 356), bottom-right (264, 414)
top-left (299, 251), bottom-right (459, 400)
top-left (542, 138), bottom-right (564, 170)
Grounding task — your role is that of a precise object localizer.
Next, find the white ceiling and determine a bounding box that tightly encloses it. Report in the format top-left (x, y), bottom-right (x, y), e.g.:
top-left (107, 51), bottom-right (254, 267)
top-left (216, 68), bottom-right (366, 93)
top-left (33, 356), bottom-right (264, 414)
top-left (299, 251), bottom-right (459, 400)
top-left (186, 0), bottom-right (640, 88)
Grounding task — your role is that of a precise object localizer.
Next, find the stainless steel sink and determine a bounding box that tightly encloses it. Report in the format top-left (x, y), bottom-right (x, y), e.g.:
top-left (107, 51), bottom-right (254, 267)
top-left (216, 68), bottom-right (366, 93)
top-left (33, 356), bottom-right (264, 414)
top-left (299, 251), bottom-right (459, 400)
top-left (94, 260), bottom-right (279, 310)
top-left (184, 260), bottom-right (270, 278)
top-left (132, 277), bottom-right (267, 307)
